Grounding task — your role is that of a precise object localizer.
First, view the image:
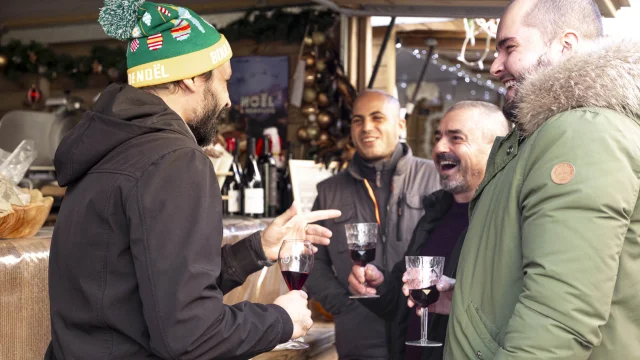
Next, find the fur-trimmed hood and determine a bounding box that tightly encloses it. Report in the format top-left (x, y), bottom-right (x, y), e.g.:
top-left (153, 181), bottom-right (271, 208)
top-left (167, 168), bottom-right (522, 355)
top-left (516, 38), bottom-right (640, 137)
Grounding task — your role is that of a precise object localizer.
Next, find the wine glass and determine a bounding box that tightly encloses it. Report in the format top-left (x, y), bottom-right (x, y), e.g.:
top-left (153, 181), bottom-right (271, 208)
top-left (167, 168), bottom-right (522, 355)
top-left (345, 223), bottom-right (380, 299)
top-left (405, 256), bottom-right (445, 347)
top-left (275, 239), bottom-right (314, 350)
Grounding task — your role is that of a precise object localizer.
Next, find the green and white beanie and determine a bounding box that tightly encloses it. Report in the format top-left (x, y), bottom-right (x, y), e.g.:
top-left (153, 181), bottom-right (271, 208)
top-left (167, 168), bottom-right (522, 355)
top-left (98, 0), bottom-right (233, 88)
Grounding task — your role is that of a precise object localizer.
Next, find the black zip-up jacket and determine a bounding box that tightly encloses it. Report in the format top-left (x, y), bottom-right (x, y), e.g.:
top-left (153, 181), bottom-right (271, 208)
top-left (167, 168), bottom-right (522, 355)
top-left (306, 145), bottom-right (440, 359)
top-left (45, 84), bottom-right (292, 360)
top-left (359, 190), bottom-right (466, 359)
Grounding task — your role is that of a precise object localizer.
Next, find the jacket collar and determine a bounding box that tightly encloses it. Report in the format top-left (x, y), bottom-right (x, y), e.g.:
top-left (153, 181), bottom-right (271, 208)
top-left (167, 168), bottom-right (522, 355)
top-left (347, 142), bottom-right (412, 181)
top-left (515, 38), bottom-right (640, 137)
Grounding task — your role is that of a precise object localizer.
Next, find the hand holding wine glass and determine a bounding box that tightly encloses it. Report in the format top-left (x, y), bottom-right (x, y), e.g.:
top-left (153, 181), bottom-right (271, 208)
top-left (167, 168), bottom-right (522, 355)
top-left (275, 239), bottom-right (314, 350)
top-left (345, 223), bottom-right (380, 299)
top-left (273, 290), bottom-right (313, 340)
top-left (348, 264), bottom-right (384, 296)
top-left (404, 256), bottom-right (445, 347)
top-left (402, 274), bottom-right (456, 315)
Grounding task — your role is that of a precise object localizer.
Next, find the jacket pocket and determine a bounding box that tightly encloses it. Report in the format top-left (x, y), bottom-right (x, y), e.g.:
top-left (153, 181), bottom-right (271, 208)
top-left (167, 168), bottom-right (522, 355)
top-left (332, 204), bottom-right (355, 253)
top-left (464, 302), bottom-right (501, 359)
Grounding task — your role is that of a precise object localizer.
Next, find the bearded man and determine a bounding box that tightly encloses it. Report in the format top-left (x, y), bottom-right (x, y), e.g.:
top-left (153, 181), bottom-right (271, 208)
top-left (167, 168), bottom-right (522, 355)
top-left (45, 2), bottom-right (340, 359)
top-left (443, 0), bottom-right (640, 359)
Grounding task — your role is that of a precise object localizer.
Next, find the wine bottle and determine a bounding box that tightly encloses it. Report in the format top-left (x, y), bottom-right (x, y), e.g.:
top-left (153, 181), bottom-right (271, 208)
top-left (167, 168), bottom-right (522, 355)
top-left (259, 135), bottom-right (278, 218)
top-left (222, 138), bottom-right (243, 216)
top-left (278, 152), bottom-right (294, 215)
top-left (243, 137), bottom-right (264, 218)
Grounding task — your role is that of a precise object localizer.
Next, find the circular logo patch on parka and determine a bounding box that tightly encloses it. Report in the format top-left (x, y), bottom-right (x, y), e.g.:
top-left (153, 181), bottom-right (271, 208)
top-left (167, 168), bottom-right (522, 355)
top-left (551, 162), bottom-right (576, 185)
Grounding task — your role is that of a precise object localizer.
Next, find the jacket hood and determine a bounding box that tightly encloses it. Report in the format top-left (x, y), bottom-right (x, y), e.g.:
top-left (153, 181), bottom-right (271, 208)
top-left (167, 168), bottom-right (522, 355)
top-left (54, 83), bottom-right (195, 186)
top-left (516, 38), bottom-right (640, 137)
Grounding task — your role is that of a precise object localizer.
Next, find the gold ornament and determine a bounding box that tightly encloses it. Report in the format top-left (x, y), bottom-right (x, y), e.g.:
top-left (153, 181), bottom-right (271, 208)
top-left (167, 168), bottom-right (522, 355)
top-left (297, 126), bottom-right (310, 143)
top-left (304, 36), bottom-right (313, 46)
top-left (317, 111), bottom-right (334, 129)
top-left (303, 88), bottom-right (317, 103)
top-left (301, 103), bottom-right (318, 117)
top-left (307, 124), bottom-right (320, 141)
top-left (301, 52), bottom-right (316, 68)
top-left (312, 31), bottom-right (326, 45)
top-left (0, 54), bottom-right (7, 68)
top-left (318, 131), bottom-right (330, 143)
top-left (304, 69), bottom-right (316, 85)
top-left (317, 92), bottom-right (330, 108)
top-left (315, 59), bottom-right (327, 72)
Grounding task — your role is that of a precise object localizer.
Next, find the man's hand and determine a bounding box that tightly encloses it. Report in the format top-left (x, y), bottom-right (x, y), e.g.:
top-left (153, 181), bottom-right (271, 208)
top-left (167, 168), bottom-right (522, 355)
top-left (402, 274), bottom-right (456, 316)
top-left (261, 202), bottom-right (341, 261)
top-left (273, 290), bottom-right (313, 339)
top-left (348, 264), bottom-right (384, 296)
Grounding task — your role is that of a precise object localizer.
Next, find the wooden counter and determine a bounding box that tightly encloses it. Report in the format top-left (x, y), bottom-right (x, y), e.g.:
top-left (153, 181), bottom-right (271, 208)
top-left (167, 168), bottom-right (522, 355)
top-left (0, 219), bottom-right (336, 360)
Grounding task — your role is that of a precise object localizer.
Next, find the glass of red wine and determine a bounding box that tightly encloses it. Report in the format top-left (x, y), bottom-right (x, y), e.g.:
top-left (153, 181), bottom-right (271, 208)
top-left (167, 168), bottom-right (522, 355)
top-left (276, 239), bottom-right (314, 350)
top-left (405, 256), bottom-right (445, 347)
top-left (345, 223), bottom-right (380, 299)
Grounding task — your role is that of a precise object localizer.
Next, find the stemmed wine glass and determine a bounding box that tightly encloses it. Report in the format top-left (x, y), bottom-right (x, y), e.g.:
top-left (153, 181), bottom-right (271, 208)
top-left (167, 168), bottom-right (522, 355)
top-left (405, 256), bottom-right (445, 347)
top-left (345, 223), bottom-right (380, 299)
top-left (275, 239), bottom-right (314, 350)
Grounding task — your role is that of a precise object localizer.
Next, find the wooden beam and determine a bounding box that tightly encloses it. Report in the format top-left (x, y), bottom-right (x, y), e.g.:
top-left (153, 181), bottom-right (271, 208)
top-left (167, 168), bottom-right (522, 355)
top-left (594, 0), bottom-right (618, 17)
top-left (400, 36), bottom-right (495, 53)
top-left (356, 17), bottom-right (372, 93)
top-left (347, 17), bottom-right (359, 87)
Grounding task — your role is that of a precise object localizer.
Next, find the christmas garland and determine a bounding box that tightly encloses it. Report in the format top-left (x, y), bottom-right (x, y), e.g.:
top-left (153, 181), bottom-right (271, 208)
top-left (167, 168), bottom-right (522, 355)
top-left (0, 8), bottom-right (337, 88)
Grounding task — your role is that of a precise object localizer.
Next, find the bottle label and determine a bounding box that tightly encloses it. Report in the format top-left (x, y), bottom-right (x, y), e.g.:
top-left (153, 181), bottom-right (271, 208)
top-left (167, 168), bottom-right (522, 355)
top-left (269, 170), bottom-right (278, 206)
top-left (244, 188), bottom-right (265, 214)
top-left (228, 189), bottom-right (240, 213)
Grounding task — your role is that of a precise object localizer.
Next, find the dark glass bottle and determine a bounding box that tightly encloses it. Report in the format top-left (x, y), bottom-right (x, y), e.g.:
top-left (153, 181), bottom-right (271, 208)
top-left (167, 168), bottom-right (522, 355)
top-left (242, 138), bottom-right (264, 218)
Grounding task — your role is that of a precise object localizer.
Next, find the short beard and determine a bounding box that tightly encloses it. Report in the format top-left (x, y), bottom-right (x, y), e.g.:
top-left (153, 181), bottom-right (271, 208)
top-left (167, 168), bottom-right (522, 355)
top-left (503, 53), bottom-right (554, 124)
top-left (188, 85), bottom-right (225, 147)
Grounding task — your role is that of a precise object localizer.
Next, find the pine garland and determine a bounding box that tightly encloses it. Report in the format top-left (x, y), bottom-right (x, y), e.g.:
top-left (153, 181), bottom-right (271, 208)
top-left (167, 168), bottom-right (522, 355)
top-left (0, 8), bottom-right (337, 88)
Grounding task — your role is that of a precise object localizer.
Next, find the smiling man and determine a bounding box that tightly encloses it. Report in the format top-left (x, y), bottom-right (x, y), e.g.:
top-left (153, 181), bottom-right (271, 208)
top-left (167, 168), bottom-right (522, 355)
top-left (348, 101), bottom-right (510, 360)
top-left (444, 0), bottom-right (640, 359)
top-left (306, 90), bottom-right (440, 359)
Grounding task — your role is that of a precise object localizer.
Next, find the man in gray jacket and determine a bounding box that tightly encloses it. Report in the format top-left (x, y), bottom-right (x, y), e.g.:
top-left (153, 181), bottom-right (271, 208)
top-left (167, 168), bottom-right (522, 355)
top-left (306, 90), bottom-right (440, 359)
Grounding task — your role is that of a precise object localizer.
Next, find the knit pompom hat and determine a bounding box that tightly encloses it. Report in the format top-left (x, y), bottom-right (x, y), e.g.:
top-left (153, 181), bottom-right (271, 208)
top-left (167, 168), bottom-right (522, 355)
top-left (99, 0), bottom-right (232, 88)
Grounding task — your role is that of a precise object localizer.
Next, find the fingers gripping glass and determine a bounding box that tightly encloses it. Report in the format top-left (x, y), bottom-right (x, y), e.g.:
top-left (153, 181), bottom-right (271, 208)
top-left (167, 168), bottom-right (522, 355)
top-left (345, 223), bottom-right (380, 299)
top-left (405, 256), bottom-right (445, 347)
top-left (275, 240), bottom-right (314, 350)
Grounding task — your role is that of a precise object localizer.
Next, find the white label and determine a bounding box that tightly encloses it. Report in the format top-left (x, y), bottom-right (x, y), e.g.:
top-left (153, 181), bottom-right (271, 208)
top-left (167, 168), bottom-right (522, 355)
top-left (244, 188), bottom-right (264, 214)
top-left (228, 190), bottom-right (240, 213)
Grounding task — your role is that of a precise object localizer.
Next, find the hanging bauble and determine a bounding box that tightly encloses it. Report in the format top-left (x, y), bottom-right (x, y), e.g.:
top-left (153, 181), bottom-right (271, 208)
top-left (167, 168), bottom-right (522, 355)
top-left (317, 111), bottom-right (335, 129)
top-left (92, 60), bottom-right (103, 74)
top-left (0, 54), bottom-right (7, 68)
top-left (307, 123), bottom-right (320, 141)
top-left (304, 36), bottom-right (313, 46)
top-left (303, 88), bottom-right (317, 103)
top-left (301, 51), bottom-right (316, 68)
top-left (304, 69), bottom-right (316, 85)
top-left (315, 59), bottom-right (327, 72)
top-left (312, 31), bottom-right (326, 45)
top-left (26, 84), bottom-right (42, 105)
top-left (28, 51), bottom-right (37, 64)
top-left (317, 92), bottom-right (330, 108)
top-left (318, 131), bottom-right (330, 143)
top-left (297, 126), bottom-right (310, 143)
top-left (12, 55), bottom-right (22, 64)
top-left (301, 103), bottom-right (318, 117)
top-left (107, 67), bottom-right (120, 80)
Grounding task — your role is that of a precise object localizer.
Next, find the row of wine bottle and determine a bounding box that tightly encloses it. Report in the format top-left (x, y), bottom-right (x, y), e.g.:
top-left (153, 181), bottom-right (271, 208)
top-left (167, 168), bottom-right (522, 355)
top-left (221, 136), bottom-right (293, 218)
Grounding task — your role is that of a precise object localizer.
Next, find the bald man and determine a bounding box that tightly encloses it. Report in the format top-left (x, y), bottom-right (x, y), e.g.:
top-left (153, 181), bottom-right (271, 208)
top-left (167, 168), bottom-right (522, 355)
top-left (349, 101), bottom-right (511, 360)
top-left (306, 90), bottom-right (441, 359)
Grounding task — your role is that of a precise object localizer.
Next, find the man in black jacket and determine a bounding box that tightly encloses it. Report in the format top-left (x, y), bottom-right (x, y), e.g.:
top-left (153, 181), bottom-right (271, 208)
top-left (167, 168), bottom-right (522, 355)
top-left (45, 2), bottom-right (340, 359)
top-left (305, 90), bottom-right (441, 359)
top-left (348, 101), bottom-right (510, 359)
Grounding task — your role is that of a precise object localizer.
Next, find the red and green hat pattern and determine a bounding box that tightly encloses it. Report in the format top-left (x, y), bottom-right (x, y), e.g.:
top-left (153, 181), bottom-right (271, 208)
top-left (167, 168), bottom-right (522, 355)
top-left (99, 0), bottom-right (233, 88)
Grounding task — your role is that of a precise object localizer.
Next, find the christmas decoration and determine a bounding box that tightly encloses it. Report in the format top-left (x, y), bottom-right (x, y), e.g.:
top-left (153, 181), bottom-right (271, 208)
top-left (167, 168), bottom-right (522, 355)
top-left (0, 54), bottom-right (7, 68)
top-left (306, 123), bottom-right (320, 141)
top-left (304, 36), bottom-right (314, 46)
top-left (317, 111), bottom-right (334, 129)
top-left (317, 92), bottom-right (330, 108)
top-left (304, 69), bottom-right (316, 85)
top-left (303, 88), bottom-right (317, 103)
top-left (312, 31), bottom-right (326, 45)
top-left (301, 52), bottom-right (316, 68)
top-left (25, 84), bottom-right (43, 105)
top-left (296, 126), bottom-right (310, 143)
top-left (301, 103), bottom-right (318, 117)
top-left (315, 59), bottom-right (327, 72)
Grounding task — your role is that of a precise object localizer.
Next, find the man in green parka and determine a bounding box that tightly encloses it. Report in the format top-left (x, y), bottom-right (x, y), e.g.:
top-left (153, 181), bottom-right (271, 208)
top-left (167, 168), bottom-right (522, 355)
top-left (443, 0), bottom-right (640, 359)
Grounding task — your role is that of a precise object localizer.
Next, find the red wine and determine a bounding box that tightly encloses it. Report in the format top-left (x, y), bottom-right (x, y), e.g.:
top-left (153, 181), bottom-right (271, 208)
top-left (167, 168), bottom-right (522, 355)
top-left (409, 285), bottom-right (440, 307)
top-left (281, 271), bottom-right (309, 291)
top-left (349, 244), bottom-right (376, 267)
